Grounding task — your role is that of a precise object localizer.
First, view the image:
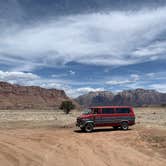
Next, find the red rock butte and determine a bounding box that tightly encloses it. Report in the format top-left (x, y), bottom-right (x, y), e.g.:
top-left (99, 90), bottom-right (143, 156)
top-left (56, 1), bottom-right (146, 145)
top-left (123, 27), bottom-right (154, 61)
top-left (0, 82), bottom-right (73, 110)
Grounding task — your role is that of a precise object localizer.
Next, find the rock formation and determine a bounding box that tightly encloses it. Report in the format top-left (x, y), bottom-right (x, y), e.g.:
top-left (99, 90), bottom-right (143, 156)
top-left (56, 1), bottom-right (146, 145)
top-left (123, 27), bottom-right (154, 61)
top-left (75, 89), bottom-right (166, 107)
top-left (0, 82), bottom-right (74, 110)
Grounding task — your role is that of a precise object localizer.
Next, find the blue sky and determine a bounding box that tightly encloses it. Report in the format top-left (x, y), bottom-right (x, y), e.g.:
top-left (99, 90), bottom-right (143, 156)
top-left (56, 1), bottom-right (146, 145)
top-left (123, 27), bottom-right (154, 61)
top-left (0, 0), bottom-right (166, 97)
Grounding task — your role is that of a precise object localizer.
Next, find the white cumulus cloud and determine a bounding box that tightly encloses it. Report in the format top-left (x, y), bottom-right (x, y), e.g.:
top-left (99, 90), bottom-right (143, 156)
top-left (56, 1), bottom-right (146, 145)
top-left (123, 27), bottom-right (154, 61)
top-left (67, 87), bottom-right (105, 97)
top-left (106, 74), bottom-right (140, 86)
top-left (0, 7), bottom-right (166, 71)
top-left (0, 70), bottom-right (103, 97)
top-left (149, 84), bottom-right (166, 93)
top-left (0, 70), bottom-right (39, 84)
top-left (0, 70), bottom-right (68, 91)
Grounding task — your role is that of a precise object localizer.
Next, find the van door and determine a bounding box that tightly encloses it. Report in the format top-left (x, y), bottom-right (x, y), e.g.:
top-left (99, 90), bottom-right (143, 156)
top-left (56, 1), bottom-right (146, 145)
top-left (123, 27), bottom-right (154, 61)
top-left (114, 107), bottom-right (131, 125)
top-left (100, 108), bottom-right (115, 126)
top-left (93, 108), bottom-right (102, 127)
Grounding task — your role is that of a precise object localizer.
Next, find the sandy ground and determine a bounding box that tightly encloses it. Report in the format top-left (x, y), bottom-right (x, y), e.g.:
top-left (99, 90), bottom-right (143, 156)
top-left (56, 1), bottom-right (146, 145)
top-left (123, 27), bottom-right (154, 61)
top-left (0, 107), bottom-right (165, 166)
top-left (0, 127), bottom-right (165, 166)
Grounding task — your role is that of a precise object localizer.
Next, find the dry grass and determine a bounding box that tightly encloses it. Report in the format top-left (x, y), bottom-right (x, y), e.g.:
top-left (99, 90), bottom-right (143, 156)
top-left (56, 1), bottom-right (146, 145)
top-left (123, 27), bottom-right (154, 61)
top-left (0, 109), bottom-right (80, 129)
top-left (134, 106), bottom-right (166, 127)
top-left (0, 106), bottom-right (165, 129)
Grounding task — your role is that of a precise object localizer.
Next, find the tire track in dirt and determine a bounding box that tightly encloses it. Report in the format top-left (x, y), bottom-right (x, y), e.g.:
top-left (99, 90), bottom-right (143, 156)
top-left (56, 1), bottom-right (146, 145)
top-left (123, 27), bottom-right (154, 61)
top-left (0, 127), bottom-right (165, 166)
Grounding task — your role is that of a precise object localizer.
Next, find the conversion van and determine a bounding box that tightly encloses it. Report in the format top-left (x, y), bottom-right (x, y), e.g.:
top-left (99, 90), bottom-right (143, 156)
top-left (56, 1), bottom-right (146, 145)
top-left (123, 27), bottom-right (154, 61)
top-left (76, 106), bottom-right (135, 132)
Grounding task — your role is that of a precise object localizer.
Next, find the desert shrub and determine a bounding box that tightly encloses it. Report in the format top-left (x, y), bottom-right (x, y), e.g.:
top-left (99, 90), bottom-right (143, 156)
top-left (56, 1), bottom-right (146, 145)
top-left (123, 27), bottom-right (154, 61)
top-left (59, 101), bottom-right (75, 114)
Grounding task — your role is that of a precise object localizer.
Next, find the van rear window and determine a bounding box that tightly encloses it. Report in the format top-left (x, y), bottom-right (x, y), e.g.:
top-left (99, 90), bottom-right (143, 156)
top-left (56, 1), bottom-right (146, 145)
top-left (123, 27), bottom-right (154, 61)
top-left (102, 108), bottom-right (114, 114)
top-left (116, 108), bottom-right (130, 114)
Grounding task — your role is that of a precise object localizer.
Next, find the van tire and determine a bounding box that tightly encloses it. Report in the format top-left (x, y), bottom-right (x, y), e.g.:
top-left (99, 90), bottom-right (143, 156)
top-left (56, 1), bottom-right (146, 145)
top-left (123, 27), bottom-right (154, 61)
top-left (85, 123), bottom-right (93, 132)
top-left (121, 122), bottom-right (128, 130)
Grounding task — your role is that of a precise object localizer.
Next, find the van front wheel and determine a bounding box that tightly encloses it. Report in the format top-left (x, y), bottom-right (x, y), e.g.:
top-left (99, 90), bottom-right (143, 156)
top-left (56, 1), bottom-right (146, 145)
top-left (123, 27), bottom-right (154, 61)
top-left (85, 123), bottom-right (93, 132)
top-left (121, 122), bottom-right (128, 130)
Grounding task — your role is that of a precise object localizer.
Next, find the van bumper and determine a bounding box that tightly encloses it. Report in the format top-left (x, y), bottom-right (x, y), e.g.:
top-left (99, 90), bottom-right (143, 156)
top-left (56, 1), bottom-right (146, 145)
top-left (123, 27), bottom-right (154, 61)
top-left (76, 122), bottom-right (84, 128)
top-left (129, 120), bottom-right (135, 126)
top-left (76, 118), bottom-right (84, 128)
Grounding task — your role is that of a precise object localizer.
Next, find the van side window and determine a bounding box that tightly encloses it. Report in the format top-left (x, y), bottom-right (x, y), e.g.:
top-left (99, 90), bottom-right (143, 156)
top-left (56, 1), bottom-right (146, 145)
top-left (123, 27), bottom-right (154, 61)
top-left (102, 108), bottom-right (114, 114)
top-left (93, 108), bottom-right (100, 114)
top-left (116, 108), bottom-right (130, 114)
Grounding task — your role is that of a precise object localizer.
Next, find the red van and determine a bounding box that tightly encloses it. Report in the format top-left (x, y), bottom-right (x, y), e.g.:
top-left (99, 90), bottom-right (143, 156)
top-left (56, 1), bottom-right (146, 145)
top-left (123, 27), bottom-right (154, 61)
top-left (76, 106), bottom-right (135, 132)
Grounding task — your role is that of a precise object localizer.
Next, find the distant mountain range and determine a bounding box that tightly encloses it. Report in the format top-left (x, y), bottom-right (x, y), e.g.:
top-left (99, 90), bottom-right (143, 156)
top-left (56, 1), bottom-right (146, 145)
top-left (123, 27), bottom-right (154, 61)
top-left (75, 89), bottom-right (166, 107)
top-left (0, 82), bottom-right (166, 109)
top-left (0, 82), bottom-right (78, 110)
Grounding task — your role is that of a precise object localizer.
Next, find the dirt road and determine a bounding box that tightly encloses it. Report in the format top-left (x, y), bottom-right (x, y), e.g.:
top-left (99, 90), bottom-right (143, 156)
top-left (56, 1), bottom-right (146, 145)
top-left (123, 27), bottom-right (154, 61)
top-left (0, 126), bottom-right (165, 166)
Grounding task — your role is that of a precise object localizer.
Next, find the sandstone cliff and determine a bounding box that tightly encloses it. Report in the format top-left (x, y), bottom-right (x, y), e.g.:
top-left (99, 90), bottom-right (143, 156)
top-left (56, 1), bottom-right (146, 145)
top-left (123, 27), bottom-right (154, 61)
top-left (0, 82), bottom-right (72, 110)
top-left (75, 89), bottom-right (166, 107)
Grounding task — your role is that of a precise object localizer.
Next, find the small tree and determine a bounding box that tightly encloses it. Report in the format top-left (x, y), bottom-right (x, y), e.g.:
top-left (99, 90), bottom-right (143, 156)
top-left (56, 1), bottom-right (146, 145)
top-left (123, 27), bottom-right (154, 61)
top-left (59, 101), bottom-right (75, 114)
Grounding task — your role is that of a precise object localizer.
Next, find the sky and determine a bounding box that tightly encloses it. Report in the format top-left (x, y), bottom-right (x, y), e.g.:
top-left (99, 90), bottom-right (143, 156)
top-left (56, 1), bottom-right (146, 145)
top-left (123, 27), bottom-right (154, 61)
top-left (0, 0), bottom-right (166, 97)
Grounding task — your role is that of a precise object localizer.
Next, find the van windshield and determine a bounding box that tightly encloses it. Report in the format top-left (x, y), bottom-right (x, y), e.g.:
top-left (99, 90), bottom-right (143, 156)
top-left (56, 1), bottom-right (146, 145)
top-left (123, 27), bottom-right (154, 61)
top-left (82, 109), bottom-right (92, 115)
